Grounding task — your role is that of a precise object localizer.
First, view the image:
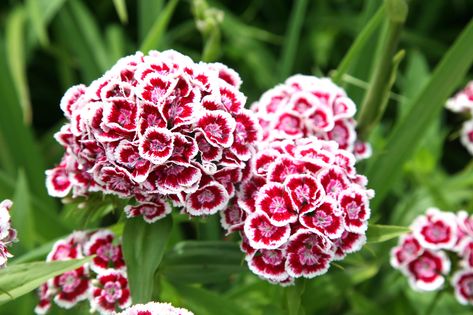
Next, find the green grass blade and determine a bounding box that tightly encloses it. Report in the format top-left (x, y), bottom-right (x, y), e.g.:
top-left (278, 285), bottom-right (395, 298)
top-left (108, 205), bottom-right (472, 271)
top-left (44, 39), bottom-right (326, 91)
top-left (112, 0), bottom-right (128, 24)
top-left (331, 5), bottom-right (385, 85)
top-left (26, 0), bottom-right (49, 46)
top-left (5, 6), bottom-right (32, 125)
top-left (138, 0), bottom-right (165, 42)
top-left (366, 224), bottom-right (410, 243)
top-left (11, 170), bottom-right (36, 250)
top-left (366, 18), bottom-right (473, 209)
top-left (279, 0), bottom-right (309, 80)
top-left (140, 0), bottom-right (179, 53)
top-left (0, 257), bottom-right (92, 305)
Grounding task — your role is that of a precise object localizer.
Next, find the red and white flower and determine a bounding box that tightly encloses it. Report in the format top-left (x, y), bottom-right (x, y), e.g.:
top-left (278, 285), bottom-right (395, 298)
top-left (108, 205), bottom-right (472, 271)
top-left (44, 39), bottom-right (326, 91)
top-left (0, 199), bottom-right (17, 268)
top-left (251, 75), bottom-right (370, 160)
top-left (226, 137), bottom-right (373, 285)
top-left (412, 208), bottom-right (458, 250)
top-left (446, 81), bottom-right (473, 155)
top-left (116, 302), bottom-right (194, 315)
top-left (89, 270), bottom-right (131, 314)
top-left (405, 250), bottom-right (450, 292)
top-left (51, 267), bottom-right (90, 309)
top-left (84, 230), bottom-right (125, 274)
top-left (47, 50), bottom-right (260, 222)
top-left (390, 234), bottom-right (423, 269)
top-left (452, 269), bottom-right (473, 305)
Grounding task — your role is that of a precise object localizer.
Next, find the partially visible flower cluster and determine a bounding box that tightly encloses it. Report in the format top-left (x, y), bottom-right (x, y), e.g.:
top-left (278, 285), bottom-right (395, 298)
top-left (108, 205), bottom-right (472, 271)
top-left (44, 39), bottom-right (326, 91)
top-left (391, 208), bottom-right (473, 305)
top-left (250, 75), bottom-right (371, 160)
top-left (117, 302), bottom-right (194, 315)
top-left (446, 81), bottom-right (473, 155)
top-left (46, 50), bottom-right (261, 222)
top-left (0, 199), bottom-right (17, 268)
top-left (221, 137), bottom-right (373, 285)
top-left (35, 230), bottom-right (130, 314)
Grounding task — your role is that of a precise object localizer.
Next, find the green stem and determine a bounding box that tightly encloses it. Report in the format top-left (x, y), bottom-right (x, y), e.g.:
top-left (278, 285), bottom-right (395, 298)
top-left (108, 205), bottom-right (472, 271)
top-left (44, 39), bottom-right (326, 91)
top-left (279, 0), bottom-right (308, 80)
top-left (357, 9), bottom-right (406, 140)
top-left (423, 289), bottom-right (443, 315)
top-left (331, 5), bottom-right (385, 85)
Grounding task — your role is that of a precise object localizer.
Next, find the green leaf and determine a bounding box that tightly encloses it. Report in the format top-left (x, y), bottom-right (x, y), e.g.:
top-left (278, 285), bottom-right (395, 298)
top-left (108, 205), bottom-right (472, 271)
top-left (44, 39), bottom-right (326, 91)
top-left (332, 4), bottom-right (385, 85)
top-left (138, 0), bottom-right (165, 42)
top-left (366, 19), bottom-right (473, 208)
top-left (172, 283), bottom-right (250, 315)
top-left (140, 0), bottom-right (179, 53)
top-left (366, 224), bottom-right (410, 243)
top-left (279, 0), bottom-right (309, 80)
top-left (5, 6), bottom-right (31, 124)
top-left (122, 216), bottom-right (173, 303)
top-left (0, 257), bottom-right (92, 305)
top-left (112, 0), bottom-right (128, 24)
top-left (160, 241), bottom-right (242, 284)
top-left (26, 0), bottom-right (49, 46)
top-left (11, 170), bottom-right (35, 250)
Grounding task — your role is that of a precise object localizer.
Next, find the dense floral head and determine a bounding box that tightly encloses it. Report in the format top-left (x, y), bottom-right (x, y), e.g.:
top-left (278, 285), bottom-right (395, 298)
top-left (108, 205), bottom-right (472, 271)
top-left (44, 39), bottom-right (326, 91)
top-left (391, 208), bottom-right (473, 305)
top-left (250, 74), bottom-right (370, 160)
top-left (445, 81), bottom-right (473, 155)
top-left (47, 50), bottom-right (261, 221)
top-left (116, 302), bottom-right (194, 315)
top-left (35, 229), bottom-right (129, 315)
top-left (221, 137), bottom-right (373, 284)
top-left (0, 199), bottom-right (17, 268)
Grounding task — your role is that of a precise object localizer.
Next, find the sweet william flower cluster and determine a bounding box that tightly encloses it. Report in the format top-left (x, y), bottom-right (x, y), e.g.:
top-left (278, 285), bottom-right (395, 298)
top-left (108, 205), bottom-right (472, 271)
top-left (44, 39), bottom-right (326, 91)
top-left (46, 50), bottom-right (261, 222)
top-left (221, 137), bottom-right (373, 284)
top-left (391, 208), bottom-right (473, 305)
top-left (0, 199), bottom-right (17, 268)
top-left (250, 75), bottom-right (371, 160)
top-left (446, 81), bottom-right (473, 155)
top-left (35, 230), bottom-right (130, 315)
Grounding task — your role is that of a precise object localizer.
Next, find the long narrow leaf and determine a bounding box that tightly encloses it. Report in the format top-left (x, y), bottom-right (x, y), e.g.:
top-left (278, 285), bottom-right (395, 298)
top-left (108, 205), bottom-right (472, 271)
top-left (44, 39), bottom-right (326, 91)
top-left (0, 257), bottom-right (92, 305)
top-left (26, 0), bottom-right (49, 46)
top-left (122, 216), bottom-right (173, 303)
top-left (366, 19), bottom-right (473, 208)
top-left (112, 0), bottom-right (128, 24)
top-left (11, 170), bottom-right (35, 250)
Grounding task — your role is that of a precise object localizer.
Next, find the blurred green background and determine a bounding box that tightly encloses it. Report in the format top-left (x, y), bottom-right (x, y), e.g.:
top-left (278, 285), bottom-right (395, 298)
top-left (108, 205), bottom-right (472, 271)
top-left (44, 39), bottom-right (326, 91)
top-left (0, 0), bottom-right (472, 314)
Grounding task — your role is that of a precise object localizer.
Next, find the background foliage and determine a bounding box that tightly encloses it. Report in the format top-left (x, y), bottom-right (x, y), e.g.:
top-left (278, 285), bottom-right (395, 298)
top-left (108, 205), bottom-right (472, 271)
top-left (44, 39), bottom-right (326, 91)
top-left (0, 0), bottom-right (472, 314)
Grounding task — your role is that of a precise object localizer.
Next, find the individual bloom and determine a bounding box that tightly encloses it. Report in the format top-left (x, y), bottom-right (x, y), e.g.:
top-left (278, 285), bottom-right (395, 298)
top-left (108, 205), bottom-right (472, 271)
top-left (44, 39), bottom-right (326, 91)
top-left (196, 133), bottom-right (223, 162)
top-left (446, 81), bottom-right (473, 113)
top-left (220, 202), bottom-right (246, 233)
top-left (318, 167), bottom-right (349, 197)
top-left (212, 168), bottom-right (242, 197)
top-left (139, 127), bottom-right (175, 165)
top-left (460, 120), bottom-right (473, 155)
top-left (47, 238), bottom-right (82, 262)
top-left (332, 96), bottom-right (356, 119)
top-left (287, 92), bottom-right (319, 116)
top-left (96, 167), bottom-right (133, 197)
top-left (284, 174), bottom-right (324, 214)
top-left (116, 301), bottom-right (194, 315)
top-left (124, 199), bottom-right (172, 223)
top-left (161, 91), bottom-right (200, 128)
top-left (353, 141), bottom-right (372, 160)
top-left (207, 62), bottom-right (242, 89)
top-left (0, 199), bottom-right (14, 240)
top-left (326, 119), bottom-right (356, 151)
top-left (137, 73), bottom-right (176, 104)
top-left (405, 250), bottom-right (450, 292)
top-left (84, 230), bottom-right (125, 274)
top-left (452, 269), bottom-right (473, 305)
top-left (244, 212), bottom-right (291, 249)
top-left (412, 208), bottom-right (458, 250)
top-left (186, 182), bottom-right (229, 216)
top-left (237, 176), bottom-right (266, 213)
top-left (218, 83), bottom-right (245, 114)
top-left (390, 233), bottom-right (422, 269)
top-left (273, 111), bottom-right (304, 139)
top-left (253, 149), bottom-right (280, 176)
top-left (102, 98), bottom-right (138, 134)
top-left (34, 283), bottom-right (52, 315)
top-left (60, 84), bottom-right (87, 118)
top-left (45, 166), bottom-right (72, 198)
top-left (137, 102), bottom-right (167, 135)
top-left (255, 183), bottom-right (297, 226)
top-left (114, 141), bottom-right (152, 183)
top-left (266, 156), bottom-right (304, 183)
top-left (52, 266), bottom-right (90, 309)
top-left (299, 199), bottom-right (343, 239)
top-left (196, 110), bottom-right (236, 148)
top-left (339, 188), bottom-right (370, 233)
top-left (231, 109), bottom-right (262, 161)
top-left (285, 230), bottom-right (333, 278)
top-left (307, 105), bottom-right (334, 133)
top-left (151, 162), bottom-right (201, 194)
top-left (169, 134), bottom-right (198, 164)
top-left (90, 270), bottom-right (131, 314)
top-left (333, 231), bottom-right (366, 260)
top-left (247, 248), bottom-right (288, 282)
